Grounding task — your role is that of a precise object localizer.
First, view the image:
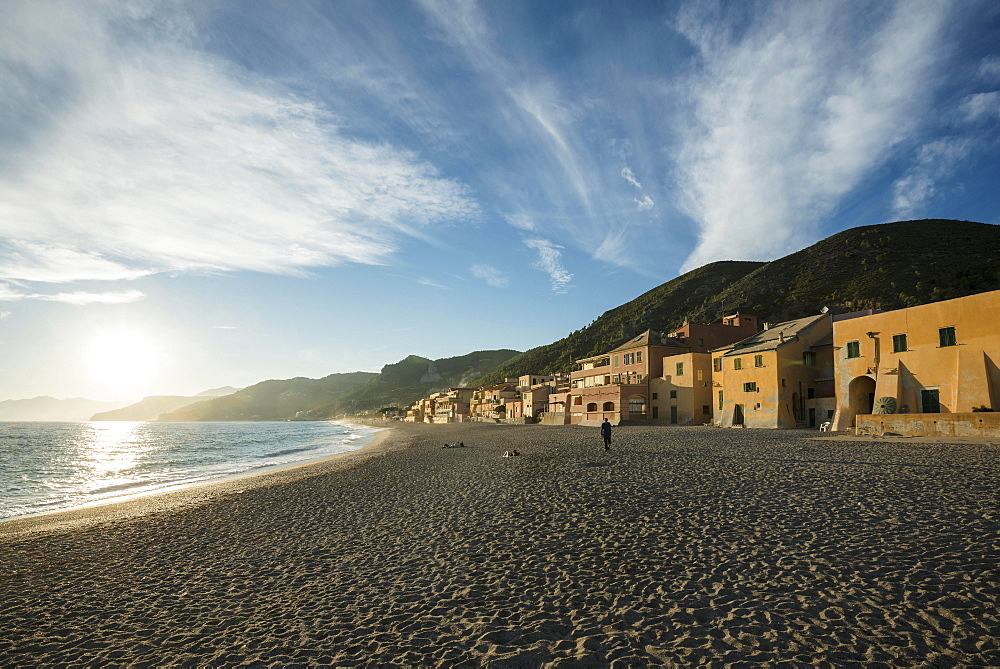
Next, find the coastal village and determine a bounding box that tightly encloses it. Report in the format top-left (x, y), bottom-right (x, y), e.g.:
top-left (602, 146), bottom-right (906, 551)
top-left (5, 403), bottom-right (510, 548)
top-left (399, 289), bottom-right (1000, 438)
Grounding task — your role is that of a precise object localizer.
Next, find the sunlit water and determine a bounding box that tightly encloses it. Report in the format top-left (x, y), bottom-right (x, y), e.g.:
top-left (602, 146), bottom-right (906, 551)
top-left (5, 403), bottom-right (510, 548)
top-left (0, 421), bottom-right (379, 520)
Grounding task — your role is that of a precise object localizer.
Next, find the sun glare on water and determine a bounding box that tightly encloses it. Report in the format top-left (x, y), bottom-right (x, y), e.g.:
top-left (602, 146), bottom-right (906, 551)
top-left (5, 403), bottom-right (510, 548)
top-left (86, 331), bottom-right (161, 394)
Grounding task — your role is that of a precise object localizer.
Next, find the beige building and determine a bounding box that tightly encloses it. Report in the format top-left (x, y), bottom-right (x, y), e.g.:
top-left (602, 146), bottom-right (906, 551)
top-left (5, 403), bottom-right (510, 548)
top-left (568, 315), bottom-right (761, 425)
top-left (649, 352), bottom-right (715, 425)
top-left (712, 314), bottom-right (835, 428)
top-left (831, 290), bottom-right (1000, 432)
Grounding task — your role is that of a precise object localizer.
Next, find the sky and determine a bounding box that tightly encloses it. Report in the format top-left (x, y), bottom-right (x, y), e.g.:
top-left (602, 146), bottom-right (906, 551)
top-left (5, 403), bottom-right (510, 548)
top-left (1, 0), bottom-right (998, 402)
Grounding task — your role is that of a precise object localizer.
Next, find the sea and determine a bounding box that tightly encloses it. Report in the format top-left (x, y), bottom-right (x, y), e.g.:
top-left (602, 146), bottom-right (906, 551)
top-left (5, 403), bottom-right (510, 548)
top-left (0, 421), bottom-right (380, 520)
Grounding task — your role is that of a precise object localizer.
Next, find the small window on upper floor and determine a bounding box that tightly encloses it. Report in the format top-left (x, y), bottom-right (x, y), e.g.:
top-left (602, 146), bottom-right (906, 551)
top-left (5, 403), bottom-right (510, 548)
top-left (713, 358), bottom-right (722, 372)
top-left (669, 390), bottom-right (677, 399)
top-left (743, 382), bottom-right (757, 392)
top-left (733, 358), bottom-right (742, 370)
top-left (846, 341), bottom-right (861, 358)
top-left (939, 326), bottom-right (956, 347)
top-left (892, 333), bottom-right (907, 353)
top-left (698, 338), bottom-right (704, 347)
top-left (803, 351), bottom-right (817, 366)
top-left (676, 362), bottom-right (684, 376)
top-left (754, 354), bottom-right (763, 368)
top-left (636, 351), bottom-right (643, 364)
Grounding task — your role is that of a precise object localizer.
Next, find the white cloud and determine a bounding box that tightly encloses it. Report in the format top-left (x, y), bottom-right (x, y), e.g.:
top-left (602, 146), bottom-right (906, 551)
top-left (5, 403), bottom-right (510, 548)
top-left (210, 325), bottom-right (237, 330)
top-left (960, 91), bottom-right (1000, 121)
top-left (621, 167), bottom-right (642, 189)
top-left (470, 264), bottom-right (509, 288)
top-left (979, 55), bottom-right (1000, 80)
top-left (0, 311), bottom-right (10, 318)
top-left (523, 238), bottom-right (572, 294)
top-left (0, 284), bottom-right (146, 305)
top-left (0, 3), bottom-right (479, 284)
top-left (505, 214), bottom-right (537, 232)
top-left (635, 195), bottom-right (655, 211)
top-left (674, 0), bottom-right (953, 271)
top-left (417, 277), bottom-right (449, 289)
top-left (892, 138), bottom-right (971, 217)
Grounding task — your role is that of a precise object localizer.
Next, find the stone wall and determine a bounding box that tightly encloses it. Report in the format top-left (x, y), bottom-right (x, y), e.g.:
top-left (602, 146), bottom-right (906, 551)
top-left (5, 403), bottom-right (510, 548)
top-left (855, 412), bottom-right (1000, 438)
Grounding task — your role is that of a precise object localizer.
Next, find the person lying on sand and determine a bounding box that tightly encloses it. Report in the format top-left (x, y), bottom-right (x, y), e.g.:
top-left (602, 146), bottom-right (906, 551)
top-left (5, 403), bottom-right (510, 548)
top-left (502, 449), bottom-right (520, 457)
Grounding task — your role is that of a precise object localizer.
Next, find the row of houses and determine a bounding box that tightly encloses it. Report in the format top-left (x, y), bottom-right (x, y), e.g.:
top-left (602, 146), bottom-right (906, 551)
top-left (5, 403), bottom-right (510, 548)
top-left (404, 289), bottom-right (1000, 435)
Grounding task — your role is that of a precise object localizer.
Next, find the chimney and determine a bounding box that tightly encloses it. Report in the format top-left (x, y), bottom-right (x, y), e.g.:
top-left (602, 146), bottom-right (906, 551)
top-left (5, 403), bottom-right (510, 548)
top-left (763, 322), bottom-right (771, 330)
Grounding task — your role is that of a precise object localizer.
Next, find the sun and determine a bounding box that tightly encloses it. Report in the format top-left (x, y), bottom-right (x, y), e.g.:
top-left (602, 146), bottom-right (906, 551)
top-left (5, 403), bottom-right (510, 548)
top-left (86, 332), bottom-right (160, 393)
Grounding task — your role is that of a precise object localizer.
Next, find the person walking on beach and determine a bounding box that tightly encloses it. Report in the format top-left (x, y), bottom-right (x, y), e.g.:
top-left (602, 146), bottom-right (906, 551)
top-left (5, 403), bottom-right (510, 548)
top-left (600, 418), bottom-right (612, 451)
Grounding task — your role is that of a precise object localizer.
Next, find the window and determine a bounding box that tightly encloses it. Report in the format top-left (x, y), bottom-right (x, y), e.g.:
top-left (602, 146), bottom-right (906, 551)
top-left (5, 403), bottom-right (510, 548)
top-left (628, 398), bottom-right (645, 414)
top-left (586, 402), bottom-right (598, 412)
top-left (803, 351), bottom-right (817, 366)
top-left (676, 362), bottom-right (684, 376)
top-left (613, 355), bottom-right (619, 367)
top-left (921, 388), bottom-right (940, 413)
top-left (713, 358), bottom-right (722, 372)
top-left (892, 334), bottom-right (907, 353)
top-left (697, 369), bottom-right (704, 381)
top-left (718, 391), bottom-right (724, 411)
top-left (573, 396), bottom-right (582, 405)
top-left (669, 390), bottom-right (677, 399)
top-left (603, 401), bottom-right (614, 411)
top-left (733, 358), bottom-right (742, 370)
top-left (636, 351), bottom-right (642, 364)
top-left (781, 378), bottom-right (786, 387)
top-left (652, 393), bottom-right (658, 400)
top-left (754, 355), bottom-right (763, 368)
top-left (702, 405), bottom-right (710, 415)
top-left (637, 374), bottom-right (643, 382)
top-left (743, 382), bottom-right (758, 392)
top-left (807, 387), bottom-right (815, 399)
top-left (846, 341), bottom-right (861, 358)
top-left (939, 326), bottom-right (956, 347)
top-left (698, 338), bottom-right (704, 347)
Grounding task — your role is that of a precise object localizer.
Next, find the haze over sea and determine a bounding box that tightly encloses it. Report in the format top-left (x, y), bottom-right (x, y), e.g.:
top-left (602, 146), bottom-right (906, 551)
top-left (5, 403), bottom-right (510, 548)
top-left (0, 421), bottom-right (378, 520)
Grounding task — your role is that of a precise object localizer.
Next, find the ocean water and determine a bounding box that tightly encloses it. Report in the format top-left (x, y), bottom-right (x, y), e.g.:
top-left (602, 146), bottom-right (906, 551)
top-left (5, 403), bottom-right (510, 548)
top-left (0, 421), bottom-right (379, 520)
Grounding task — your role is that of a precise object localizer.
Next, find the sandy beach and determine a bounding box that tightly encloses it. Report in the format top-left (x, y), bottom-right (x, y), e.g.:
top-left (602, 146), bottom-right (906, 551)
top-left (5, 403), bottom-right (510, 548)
top-left (1, 423), bottom-right (998, 666)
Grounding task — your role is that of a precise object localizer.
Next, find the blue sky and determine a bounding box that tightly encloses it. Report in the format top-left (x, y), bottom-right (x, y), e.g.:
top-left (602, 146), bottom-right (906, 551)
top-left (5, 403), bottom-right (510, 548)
top-left (1, 0), bottom-right (998, 401)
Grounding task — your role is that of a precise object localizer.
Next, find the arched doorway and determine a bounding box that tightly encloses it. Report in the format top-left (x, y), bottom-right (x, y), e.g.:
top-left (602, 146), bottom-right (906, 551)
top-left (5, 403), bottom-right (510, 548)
top-left (848, 376), bottom-right (876, 426)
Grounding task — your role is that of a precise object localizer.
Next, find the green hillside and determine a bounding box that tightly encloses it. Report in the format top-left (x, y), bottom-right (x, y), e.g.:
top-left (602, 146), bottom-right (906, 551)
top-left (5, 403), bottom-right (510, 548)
top-left (159, 372), bottom-right (378, 421)
top-left (158, 349), bottom-right (521, 421)
top-left (478, 219), bottom-right (1000, 383)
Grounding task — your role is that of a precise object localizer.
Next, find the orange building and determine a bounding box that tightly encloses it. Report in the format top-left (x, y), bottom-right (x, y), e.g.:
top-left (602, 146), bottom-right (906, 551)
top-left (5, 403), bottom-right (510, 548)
top-left (569, 315), bottom-right (760, 425)
top-left (712, 314), bottom-right (835, 428)
top-left (649, 352), bottom-right (715, 424)
top-left (831, 290), bottom-right (1000, 433)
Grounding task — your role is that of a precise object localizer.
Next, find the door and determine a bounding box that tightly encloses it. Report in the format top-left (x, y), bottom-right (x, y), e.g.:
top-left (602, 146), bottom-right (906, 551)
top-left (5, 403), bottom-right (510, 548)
top-left (808, 408), bottom-right (816, 427)
top-left (670, 406), bottom-right (678, 424)
top-left (733, 404), bottom-right (744, 425)
top-left (921, 389), bottom-right (940, 413)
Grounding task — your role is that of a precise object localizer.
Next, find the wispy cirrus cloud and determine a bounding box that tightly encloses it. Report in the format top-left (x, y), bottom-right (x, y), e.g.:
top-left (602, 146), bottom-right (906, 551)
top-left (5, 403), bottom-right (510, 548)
top-left (0, 284), bottom-right (145, 305)
top-left (892, 138), bottom-right (972, 217)
top-left (523, 238), bottom-right (573, 294)
top-left (0, 3), bottom-right (478, 285)
top-left (470, 264), bottom-right (509, 288)
top-left (674, 0), bottom-right (955, 271)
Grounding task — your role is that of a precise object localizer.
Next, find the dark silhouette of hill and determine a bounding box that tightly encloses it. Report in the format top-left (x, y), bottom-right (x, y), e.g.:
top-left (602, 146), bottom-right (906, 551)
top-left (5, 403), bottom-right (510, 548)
top-left (91, 388), bottom-right (239, 421)
top-left (477, 219), bottom-right (999, 383)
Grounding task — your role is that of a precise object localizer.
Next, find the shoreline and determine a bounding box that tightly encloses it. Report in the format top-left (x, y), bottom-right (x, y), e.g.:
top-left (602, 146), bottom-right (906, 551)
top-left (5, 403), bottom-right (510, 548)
top-left (2, 422), bottom-right (997, 665)
top-left (0, 423), bottom-right (398, 540)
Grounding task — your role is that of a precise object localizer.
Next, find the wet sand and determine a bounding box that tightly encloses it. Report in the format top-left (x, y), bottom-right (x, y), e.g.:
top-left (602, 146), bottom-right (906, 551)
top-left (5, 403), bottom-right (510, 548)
top-left (1, 423), bottom-right (998, 666)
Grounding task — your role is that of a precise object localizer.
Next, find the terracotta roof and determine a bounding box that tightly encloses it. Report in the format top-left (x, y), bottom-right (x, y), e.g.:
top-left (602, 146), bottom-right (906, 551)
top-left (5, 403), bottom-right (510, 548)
top-left (608, 329), bottom-right (688, 353)
top-left (715, 314), bottom-right (828, 356)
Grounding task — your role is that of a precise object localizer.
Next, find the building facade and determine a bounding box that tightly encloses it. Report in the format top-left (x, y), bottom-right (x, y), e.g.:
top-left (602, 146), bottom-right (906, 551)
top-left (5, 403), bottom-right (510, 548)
top-left (713, 314), bottom-right (835, 428)
top-left (831, 290), bottom-right (1000, 431)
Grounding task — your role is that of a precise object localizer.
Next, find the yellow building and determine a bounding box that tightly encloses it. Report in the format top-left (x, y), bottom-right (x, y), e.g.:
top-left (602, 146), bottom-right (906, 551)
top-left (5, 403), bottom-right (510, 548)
top-left (831, 290), bottom-right (1000, 431)
top-left (712, 314), bottom-right (834, 428)
top-left (649, 352), bottom-right (715, 424)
